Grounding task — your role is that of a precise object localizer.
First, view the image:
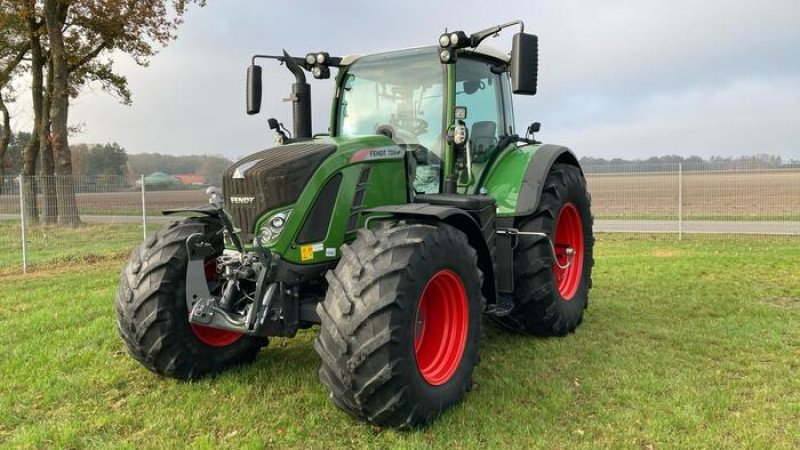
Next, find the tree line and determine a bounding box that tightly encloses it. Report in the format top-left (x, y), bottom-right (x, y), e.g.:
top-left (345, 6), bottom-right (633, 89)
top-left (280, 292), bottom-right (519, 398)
top-left (579, 153), bottom-right (792, 172)
top-left (0, 130), bottom-right (232, 188)
top-left (0, 0), bottom-right (203, 226)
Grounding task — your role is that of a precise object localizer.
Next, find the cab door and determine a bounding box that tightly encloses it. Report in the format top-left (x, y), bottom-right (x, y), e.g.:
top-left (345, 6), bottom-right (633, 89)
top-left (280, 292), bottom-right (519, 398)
top-left (455, 56), bottom-right (515, 193)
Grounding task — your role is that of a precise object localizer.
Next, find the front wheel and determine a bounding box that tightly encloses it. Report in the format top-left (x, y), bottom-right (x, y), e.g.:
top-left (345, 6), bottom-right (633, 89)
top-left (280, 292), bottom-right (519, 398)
top-left (315, 223), bottom-right (483, 428)
top-left (494, 163), bottom-right (594, 336)
top-left (114, 217), bottom-right (267, 380)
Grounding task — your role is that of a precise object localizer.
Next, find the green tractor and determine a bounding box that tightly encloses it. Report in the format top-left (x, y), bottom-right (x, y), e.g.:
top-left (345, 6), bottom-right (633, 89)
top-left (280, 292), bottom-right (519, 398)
top-left (115, 20), bottom-right (593, 428)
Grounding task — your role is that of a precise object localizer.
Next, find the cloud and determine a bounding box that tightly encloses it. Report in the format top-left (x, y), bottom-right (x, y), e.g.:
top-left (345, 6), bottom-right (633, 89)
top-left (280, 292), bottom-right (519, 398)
top-left (546, 76), bottom-right (800, 159)
top-left (47, 0), bottom-right (800, 161)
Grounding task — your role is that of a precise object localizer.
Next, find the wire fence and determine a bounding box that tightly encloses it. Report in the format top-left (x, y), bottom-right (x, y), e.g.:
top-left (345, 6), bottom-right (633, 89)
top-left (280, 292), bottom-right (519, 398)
top-left (0, 175), bottom-right (206, 273)
top-left (1, 162), bottom-right (798, 273)
top-left (585, 161), bottom-right (800, 236)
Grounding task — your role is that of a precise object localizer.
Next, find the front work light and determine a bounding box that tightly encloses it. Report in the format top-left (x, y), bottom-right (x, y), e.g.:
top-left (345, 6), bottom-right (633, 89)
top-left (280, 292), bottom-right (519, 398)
top-left (448, 31), bottom-right (469, 48)
top-left (439, 48), bottom-right (456, 64)
top-left (312, 65), bottom-right (330, 79)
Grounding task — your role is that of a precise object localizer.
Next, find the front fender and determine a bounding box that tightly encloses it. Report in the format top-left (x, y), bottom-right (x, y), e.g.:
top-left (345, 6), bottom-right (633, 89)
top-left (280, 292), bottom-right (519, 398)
top-left (365, 203), bottom-right (497, 307)
top-left (480, 143), bottom-right (582, 217)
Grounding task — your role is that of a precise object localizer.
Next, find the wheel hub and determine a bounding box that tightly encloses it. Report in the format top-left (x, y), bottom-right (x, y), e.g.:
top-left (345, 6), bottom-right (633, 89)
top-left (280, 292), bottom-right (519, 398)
top-left (413, 270), bottom-right (469, 386)
top-left (553, 202), bottom-right (584, 300)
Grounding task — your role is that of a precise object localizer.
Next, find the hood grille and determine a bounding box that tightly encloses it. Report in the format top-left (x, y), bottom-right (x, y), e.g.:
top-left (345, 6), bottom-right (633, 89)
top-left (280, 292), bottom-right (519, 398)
top-left (223, 142), bottom-right (336, 242)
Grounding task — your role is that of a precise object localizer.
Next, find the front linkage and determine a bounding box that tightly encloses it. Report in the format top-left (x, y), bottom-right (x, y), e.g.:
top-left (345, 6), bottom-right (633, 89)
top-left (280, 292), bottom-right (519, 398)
top-left (171, 202), bottom-right (315, 340)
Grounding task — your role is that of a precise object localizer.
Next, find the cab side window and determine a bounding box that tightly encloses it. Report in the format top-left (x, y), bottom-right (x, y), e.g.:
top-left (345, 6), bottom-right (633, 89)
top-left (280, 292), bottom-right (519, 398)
top-left (456, 58), bottom-right (506, 163)
top-left (455, 58), bottom-right (506, 164)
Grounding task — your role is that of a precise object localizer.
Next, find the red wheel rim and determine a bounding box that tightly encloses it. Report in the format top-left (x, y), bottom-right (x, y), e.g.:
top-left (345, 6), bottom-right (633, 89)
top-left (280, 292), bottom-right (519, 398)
top-left (553, 202), bottom-right (584, 300)
top-left (413, 269), bottom-right (469, 386)
top-left (190, 259), bottom-right (244, 347)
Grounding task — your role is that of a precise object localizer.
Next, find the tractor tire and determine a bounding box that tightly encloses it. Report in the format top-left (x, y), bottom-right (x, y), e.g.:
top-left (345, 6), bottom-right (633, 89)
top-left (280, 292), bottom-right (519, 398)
top-left (494, 163), bottom-right (594, 336)
top-left (114, 217), bottom-right (267, 380)
top-left (315, 223), bottom-right (483, 428)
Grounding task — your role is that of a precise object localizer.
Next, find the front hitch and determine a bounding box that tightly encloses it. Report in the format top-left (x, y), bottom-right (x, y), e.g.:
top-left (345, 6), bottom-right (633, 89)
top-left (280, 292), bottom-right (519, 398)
top-left (185, 231), bottom-right (280, 337)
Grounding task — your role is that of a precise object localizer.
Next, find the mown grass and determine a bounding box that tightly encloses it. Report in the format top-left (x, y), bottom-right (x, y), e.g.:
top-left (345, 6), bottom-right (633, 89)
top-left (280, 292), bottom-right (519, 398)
top-left (0, 234), bottom-right (798, 448)
top-left (0, 221), bottom-right (161, 271)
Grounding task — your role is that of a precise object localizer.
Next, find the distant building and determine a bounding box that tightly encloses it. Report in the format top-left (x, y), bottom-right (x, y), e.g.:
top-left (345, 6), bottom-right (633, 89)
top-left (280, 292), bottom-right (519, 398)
top-left (135, 172), bottom-right (180, 187)
top-left (174, 174), bottom-right (208, 185)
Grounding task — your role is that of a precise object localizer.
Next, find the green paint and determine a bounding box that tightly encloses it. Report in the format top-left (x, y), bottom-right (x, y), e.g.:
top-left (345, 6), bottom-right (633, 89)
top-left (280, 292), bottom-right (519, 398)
top-left (247, 135), bottom-right (407, 264)
top-left (234, 47), bottom-right (547, 263)
top-left (481, 143), bottom-right (541, 216)
top-left (443, 64), bottom-right (456, 181)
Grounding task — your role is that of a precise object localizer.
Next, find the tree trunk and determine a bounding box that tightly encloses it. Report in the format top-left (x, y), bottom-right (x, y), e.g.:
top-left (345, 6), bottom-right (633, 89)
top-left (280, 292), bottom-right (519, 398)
top-left (40, 58), bottom-right (57, 224)
top-left (22, 14), bottom-right (45, 225)
top-left (44, 0), bottom-right (80, 227)
top-left (0, 94), bottom-right (9, 194)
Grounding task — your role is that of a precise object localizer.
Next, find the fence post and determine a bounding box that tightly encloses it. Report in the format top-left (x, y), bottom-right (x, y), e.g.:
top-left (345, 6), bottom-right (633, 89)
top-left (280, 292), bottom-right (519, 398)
top-left (18, 175), bottom-right (28, 274)
top-left (141, 174), bottom-right (147, 241)
top-left (678, 163), bottom-right (683, 241)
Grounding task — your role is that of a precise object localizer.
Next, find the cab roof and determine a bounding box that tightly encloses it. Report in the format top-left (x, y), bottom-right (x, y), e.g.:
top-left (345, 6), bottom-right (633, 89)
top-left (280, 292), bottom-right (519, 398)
top-left (340, 44), bottom-right (510, 66)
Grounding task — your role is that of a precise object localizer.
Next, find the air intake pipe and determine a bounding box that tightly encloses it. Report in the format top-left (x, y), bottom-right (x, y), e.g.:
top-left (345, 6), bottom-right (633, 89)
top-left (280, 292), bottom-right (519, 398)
top-left (282, 50), bottom-right (312, 139)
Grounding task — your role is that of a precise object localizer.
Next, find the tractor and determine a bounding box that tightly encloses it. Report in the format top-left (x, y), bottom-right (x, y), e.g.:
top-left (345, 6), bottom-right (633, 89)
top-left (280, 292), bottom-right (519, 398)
top-left (114, 20), bottom-right (594, 428)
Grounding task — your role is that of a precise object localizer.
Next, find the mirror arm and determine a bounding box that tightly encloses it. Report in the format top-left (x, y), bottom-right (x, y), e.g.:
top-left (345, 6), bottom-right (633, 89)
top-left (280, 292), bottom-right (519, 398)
top-left (469, 20), bottom-right (525, 48)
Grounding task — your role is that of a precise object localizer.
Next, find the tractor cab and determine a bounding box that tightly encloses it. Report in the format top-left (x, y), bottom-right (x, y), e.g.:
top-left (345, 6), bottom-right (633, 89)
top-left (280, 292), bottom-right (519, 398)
top-left (333, 46), bottom-right (517, 195)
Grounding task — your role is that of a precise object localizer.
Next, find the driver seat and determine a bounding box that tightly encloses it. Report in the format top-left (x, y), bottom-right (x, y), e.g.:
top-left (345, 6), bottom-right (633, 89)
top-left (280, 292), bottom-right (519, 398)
top-left (470, 121), bottom-right (497, 163)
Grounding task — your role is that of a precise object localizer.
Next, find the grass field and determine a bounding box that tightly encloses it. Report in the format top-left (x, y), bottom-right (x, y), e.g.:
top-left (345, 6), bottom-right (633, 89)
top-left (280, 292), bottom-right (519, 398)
top-left (0, 222), bottom-right (160, 271)
top-left (1, 234), bottom-right (798, 448)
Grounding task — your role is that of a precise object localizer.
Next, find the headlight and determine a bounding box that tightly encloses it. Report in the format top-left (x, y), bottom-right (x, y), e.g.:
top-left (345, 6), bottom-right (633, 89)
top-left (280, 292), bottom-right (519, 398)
top-left (258, 210), bottom-right (291, 245)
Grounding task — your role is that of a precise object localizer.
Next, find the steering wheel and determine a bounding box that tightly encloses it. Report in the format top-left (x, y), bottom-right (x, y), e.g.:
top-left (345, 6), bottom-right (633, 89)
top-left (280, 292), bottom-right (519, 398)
top-left (376, 124), bottom-right (396, 139)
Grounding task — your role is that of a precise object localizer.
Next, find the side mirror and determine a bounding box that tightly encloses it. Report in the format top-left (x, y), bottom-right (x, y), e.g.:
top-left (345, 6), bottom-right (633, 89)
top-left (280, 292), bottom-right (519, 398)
top-left (246, 64), bottom-right (262, 115)
top-left (510, 32), bottom-right (538, 95)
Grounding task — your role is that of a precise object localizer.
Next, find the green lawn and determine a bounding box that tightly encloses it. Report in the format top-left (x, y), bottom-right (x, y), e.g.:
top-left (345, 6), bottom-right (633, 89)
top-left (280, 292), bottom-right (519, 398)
top-left (0, 235), bottom-right (798, 448)
top-left (0, 221), bottom-right (160, 271)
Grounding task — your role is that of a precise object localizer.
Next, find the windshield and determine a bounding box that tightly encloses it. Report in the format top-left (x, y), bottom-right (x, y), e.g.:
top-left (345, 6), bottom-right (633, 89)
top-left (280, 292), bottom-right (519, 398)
top-left (336, 47), bottom-right (445, 193)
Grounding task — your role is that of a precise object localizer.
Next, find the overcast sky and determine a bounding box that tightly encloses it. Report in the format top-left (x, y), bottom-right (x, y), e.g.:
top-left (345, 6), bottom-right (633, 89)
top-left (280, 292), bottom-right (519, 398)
top-left (9, 0), bottom-right (800, 160)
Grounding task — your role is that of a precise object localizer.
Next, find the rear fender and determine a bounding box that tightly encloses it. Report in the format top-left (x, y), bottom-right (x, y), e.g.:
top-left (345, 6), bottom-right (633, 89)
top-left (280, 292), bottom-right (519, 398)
top-left (481, 144), bottom-right (582, 217)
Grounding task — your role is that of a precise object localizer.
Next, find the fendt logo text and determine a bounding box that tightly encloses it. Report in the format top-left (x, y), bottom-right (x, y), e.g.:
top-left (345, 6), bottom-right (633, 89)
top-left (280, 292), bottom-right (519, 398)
top-left (230, 196), bottom-right (256, 205)
top-left (368, 148), bottom-right (403, 158)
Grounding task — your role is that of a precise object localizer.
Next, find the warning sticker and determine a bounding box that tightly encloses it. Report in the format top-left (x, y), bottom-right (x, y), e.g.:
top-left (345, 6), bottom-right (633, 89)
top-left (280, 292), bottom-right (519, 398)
top-left (300, 245), bottom-right (314, 261)
top-left (312, 243), bottom-right (324, 252)
top-left (325, 248), bottom-right (336, 257)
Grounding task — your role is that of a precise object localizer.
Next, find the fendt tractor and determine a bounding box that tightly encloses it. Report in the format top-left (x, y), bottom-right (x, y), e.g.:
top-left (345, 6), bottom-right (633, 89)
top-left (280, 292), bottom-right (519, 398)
top-left (115, 20), bottom-right (594, 428)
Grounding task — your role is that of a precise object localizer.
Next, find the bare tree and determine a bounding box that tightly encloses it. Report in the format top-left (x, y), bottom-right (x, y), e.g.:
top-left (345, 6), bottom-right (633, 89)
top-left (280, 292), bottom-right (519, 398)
top-left (0, 92), bottom-right (10, 191)
top-left (45, 0), bottom-right (205, 226)
top-left (3, 0), bottom-right (205, 226)
top-left (1, 2), bottom-right (34, 219)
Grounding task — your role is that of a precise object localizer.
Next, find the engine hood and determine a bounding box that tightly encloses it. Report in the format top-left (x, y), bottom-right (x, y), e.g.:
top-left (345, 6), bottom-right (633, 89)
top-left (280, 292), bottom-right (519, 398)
top-left (222, 142), bottom-right (336, 241)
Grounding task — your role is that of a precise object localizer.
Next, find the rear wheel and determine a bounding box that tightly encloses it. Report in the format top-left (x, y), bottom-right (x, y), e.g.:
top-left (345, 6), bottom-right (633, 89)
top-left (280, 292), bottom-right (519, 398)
top-left (114, 217), bottom-right (267, 380)
top-left (315, 223), bottom-right (483, 428)
top-left (494, 163), bottom-right (594, 336)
